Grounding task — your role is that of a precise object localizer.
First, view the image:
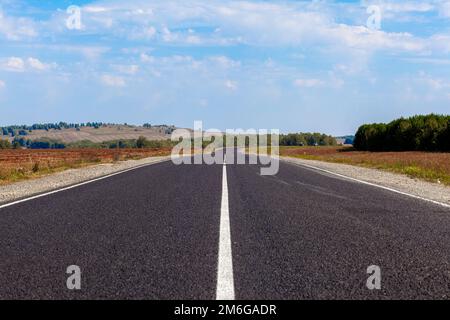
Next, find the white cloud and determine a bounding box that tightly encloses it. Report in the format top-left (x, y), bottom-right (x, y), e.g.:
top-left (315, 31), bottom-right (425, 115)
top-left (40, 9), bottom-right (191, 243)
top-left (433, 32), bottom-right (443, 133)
top-left (71, 46), bottom-right (109, 60)
top-left (199, 99), bottom-right (208, 107)
top-left (326, 25), bottom-right (425, 52)
top-left (185, 34), bottom-right (202, 44)
top-left (439, 1), bottom-right (450, 17)
top-left (50, 1), bottom-right (419, 52)
top-left (225, 80), bottom-right (238, 90)
top-left (0, 80), bottom-right (5, 89)
top-left (27, 57), bottom-right (50, 71)
top-left (101, 75), bottom-right (126, 87)
top-left (293, 72), bottom-right (346, 90)
top-left (403, 57), bottom-right (450, 65)
top-left (294, 78), bottom-right (325, 88)
top-left (0, 57), bottom-right (54, 72)
top-left (161, 26), bottom-right (179, 43)
top-left (0, 9), bottom-right (38, 40)
top-left (333, 64), bottom-right (359, 75)
top-left (112, 64), bottom-right (139, 75)
top-left (140, 53), bottom-right (155, 63)
top-left (377, 1), bottom-right (435, 13)
top-left (207, 2), bottom-right (422, 51)
top-left (129, 26), bottom-right (157, 40)
top-left (209, 56), bottom-right (241, 69)
top-left (1, 57), bottom-right (25, 72)
top-left (430, 34), bottom-right (450, 53)
top-left (139, 54), bottom-right (241, 77)
top-left (1, 0), bottom-right (440, 58)
top-left (142, 26), bottom-right (157, 38)
top-left (84, 6), bottom-right (110, 13)
top-left (418, 73), bottom-right (450, 90)
top-left (22, 0), bottom-right (441, 57)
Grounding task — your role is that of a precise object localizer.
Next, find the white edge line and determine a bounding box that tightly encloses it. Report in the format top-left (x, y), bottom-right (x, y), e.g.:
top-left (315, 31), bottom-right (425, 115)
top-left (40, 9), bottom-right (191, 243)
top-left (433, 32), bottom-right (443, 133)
top-left (0, 157), bottom-right (171, 210)
top-left (282, 158), bottom-right (450, 209)
top-left (216, 162), bottom-right (235, 300)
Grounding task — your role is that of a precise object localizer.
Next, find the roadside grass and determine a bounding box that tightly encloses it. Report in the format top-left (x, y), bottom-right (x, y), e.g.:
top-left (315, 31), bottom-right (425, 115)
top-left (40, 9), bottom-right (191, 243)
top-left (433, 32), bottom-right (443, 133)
top-left (249, 146), bottom-right (450, 186)
top-left (0, 148), bottom-right (171, 185)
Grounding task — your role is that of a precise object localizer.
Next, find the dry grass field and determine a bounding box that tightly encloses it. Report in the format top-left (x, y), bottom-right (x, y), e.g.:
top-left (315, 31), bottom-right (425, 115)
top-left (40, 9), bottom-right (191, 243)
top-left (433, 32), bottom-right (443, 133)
top-left (279, 146), bottom-right (450, 186)
top-left (0, 148), bottom-right (171, 185)
top-left (0, 125), bottom-right (178, 143)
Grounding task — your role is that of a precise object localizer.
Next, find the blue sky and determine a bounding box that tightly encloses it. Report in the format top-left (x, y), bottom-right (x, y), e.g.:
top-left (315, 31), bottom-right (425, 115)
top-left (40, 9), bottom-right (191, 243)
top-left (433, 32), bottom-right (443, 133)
top-left (0, 0), bottom-right (450, 135)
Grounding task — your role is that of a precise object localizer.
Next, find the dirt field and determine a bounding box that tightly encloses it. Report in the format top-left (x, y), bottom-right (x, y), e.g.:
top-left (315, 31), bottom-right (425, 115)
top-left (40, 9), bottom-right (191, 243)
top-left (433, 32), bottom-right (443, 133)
top-left (0, 148), bottom-right (171, 184)
top-left (279, 146), bottom-right (450, 186)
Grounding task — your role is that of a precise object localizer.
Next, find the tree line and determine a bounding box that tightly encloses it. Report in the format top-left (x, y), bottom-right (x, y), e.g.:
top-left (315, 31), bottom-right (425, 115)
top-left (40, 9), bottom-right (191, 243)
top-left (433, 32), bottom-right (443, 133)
top-left (354, 114), bottom-right (450, 151)
top-left (0, 136), bottom-right (177, 150)
top-left (0, 131), bottom-right (338, 150)
top-left (200, 133), bottom-right (337, 147)
top-left (0, 122), bottom-right (106, 137)
top-left (280, 133), bottom-right (337, 146)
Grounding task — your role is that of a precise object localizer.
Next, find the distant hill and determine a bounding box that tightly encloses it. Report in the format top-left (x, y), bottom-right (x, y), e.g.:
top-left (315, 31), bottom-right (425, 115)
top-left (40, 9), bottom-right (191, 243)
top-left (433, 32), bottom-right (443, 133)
top-left (0, 123), bottom-right (182, 143)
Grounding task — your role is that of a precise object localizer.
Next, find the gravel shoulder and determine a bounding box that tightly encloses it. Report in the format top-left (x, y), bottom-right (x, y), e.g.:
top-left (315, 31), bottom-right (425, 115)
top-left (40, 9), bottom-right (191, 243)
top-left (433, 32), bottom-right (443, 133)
top-left (281, 156), bottom-right (450, 206)
top-left (0, 156), bottom-right (170, 205)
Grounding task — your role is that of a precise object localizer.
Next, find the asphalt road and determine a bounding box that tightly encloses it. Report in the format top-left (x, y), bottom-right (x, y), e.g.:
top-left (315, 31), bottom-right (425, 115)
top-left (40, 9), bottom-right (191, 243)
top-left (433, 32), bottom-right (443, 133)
top-left (0, 153), bottom-right (450, 299)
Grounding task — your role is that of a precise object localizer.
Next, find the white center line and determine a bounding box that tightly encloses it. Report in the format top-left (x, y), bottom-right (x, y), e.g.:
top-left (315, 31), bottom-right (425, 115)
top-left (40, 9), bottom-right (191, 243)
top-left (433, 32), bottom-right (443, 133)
top-left (216, 162), bottom-right (235, 300)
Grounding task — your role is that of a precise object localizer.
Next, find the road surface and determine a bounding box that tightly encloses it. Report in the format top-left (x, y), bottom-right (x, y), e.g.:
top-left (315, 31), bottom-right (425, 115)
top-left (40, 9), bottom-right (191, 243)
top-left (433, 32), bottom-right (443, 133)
top-left (0, 153), bottom-right (450, 299)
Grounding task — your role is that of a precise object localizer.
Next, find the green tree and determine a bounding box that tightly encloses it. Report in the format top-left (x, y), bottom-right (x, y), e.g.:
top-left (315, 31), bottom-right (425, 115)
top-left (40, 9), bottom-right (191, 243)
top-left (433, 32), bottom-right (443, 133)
top-left (354, 114), bottom-right (450, 151)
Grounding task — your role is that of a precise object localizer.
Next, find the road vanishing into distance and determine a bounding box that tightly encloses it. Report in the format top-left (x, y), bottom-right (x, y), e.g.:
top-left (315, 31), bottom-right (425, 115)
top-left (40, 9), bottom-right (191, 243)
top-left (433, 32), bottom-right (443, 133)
top-left (1, 151), bottom-right (450, 300)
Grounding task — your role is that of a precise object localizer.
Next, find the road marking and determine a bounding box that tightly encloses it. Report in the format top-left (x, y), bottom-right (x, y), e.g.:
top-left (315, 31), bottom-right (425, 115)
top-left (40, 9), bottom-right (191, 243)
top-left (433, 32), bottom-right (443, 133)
top-left (283, 159), bottom-right (450, 209)
top-left (0, 158), bottom-right (170, 210)
top-left (216, 162), bottom-right (235, 300)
